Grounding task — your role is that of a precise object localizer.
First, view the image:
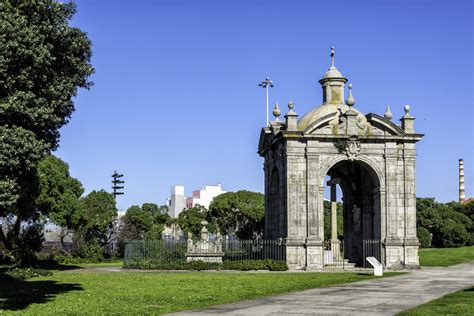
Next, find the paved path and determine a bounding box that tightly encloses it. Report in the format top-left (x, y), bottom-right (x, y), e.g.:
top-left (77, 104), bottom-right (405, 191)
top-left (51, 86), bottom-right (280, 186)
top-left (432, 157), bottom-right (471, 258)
top-left (170, 261), bottom-right (474, 316)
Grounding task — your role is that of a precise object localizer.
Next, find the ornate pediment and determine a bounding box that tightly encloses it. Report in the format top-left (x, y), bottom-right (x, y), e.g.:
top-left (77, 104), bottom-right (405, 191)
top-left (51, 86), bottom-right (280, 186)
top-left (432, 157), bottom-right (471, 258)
top-left (365, 113), bottom-right (405, 136)
top-left (300, 110), bottom-right (407, 138)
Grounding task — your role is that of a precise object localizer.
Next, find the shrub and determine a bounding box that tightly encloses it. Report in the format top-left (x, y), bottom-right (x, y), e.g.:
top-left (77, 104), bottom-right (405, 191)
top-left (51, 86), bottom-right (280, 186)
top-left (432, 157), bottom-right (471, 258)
top-left (417, 227), bottom-right (432, 248)
top-left (125, 259), bottom-right (288, 271)
top-left (72, 240), bottom-right (104, 262)
top-left (54, 253), bottom-right (119, 264)
top-left (0, 267), bottom-right (53, 280)
top-left (223, 259), bottom-right (288, 271)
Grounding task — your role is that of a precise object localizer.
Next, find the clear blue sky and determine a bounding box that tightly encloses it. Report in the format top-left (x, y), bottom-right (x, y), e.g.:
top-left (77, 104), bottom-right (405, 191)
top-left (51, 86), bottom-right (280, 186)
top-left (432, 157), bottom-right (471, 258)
top-left (55, 0), bottom-right (473, 210)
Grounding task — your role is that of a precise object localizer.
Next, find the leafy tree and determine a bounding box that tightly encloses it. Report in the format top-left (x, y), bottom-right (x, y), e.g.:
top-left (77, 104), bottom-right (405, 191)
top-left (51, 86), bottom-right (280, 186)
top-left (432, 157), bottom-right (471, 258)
top-left (117, 203), bottom-right (171, 254)
top-left (121, 205), bottom-right (153, 240)
top-left (416, 198), bottom-right (472, 248)
top-left (178, 205), bottom-right (210, 237)
top-left (0, 1), bottom-right (93, 262)
top-left (417, 226), bottom-right (431, 248)
top-left (36, 155), bottom-right (84, 247)
top-left (142, 203), bottom-right (170, 228)
top-left (208, 191), bottom-right (264, 239)
top-left (77, 190), bottom-right (117, 248)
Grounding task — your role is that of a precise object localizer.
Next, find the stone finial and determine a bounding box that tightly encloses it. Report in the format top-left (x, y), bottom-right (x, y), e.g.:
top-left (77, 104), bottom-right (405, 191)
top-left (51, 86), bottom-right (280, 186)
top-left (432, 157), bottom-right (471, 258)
top-left (384, 105), bottom-right (393, 120)
top-left (404, 104), bottom-right (411, 116)
top-left (400, 104), bottom-right (415, 133)
top-left (285, 101), bottom-right (298, 131)
top-left (288, 101), bottom-right (294, 111)
top-left (273, 101), bottom-right (281, 121)
top-left (345, 84), bottom-right (356, 107)
top-left (200, 220), bottom-right (209, 241)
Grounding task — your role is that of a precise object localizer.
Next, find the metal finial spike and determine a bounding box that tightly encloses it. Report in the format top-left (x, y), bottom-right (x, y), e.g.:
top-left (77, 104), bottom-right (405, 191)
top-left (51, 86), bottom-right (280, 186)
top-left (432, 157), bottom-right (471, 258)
top-left (273, 101), bottom-right (281, 119)
top-left (346, 83), bottom-right (356, 107)
top-left (330, 46), bottom-right (335, 67)
top-left (384, 105), bottom-right (393, 120)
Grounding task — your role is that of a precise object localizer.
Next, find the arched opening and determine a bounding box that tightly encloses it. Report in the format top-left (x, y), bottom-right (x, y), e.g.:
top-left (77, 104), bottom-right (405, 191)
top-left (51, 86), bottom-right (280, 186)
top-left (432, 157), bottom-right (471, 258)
top-left (267, 167), bottom-right (281, 239)
top-left (324, 159), bottom-right (381, 266)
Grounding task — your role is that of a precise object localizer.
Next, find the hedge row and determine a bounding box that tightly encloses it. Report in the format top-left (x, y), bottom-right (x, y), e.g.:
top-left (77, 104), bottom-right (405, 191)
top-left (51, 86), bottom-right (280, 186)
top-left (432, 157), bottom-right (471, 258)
top-left (126, 259), bottom-right (288, 271)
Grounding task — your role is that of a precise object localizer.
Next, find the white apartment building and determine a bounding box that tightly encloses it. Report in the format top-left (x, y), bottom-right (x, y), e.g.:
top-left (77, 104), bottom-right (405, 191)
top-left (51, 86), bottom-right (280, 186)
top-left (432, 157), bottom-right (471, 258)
top-left (167, 184), bottom-right (226, 218)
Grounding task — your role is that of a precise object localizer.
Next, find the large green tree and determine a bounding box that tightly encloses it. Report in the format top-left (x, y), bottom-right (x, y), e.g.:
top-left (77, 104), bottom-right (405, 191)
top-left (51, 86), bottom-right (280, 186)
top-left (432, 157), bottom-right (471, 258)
top-left (416, 198), bottom-right (472, 248)
top-left (208, 190), bottom-right (264, 239)
top-left (77, 190), bottom-right (117, 247)
top-left (37, 155), bottom-right (84, 247)
top-left (117, 203), bottom-right (170, 255)
top-left (178, 204), bottom-right (211, 237)
top-left (0, 1), bottom-right (93, 262)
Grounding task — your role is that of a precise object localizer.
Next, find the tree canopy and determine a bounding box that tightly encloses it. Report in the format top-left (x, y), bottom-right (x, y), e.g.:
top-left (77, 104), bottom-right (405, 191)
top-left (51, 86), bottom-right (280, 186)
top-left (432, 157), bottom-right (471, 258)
top-left (208, 190), bottom-right (264, 239)
top-left (416, 198), bottom-right (472, 248)
top-left (0, 1), bottom-right (93, 262)
top-left (78, 190), bottom-right (117, 247)
top-left (118, 203), bottom-right (170, 245)
top-left (36, 155), bottom-right (84, 245)
top-left (178, 204), bottom-right (210, 237)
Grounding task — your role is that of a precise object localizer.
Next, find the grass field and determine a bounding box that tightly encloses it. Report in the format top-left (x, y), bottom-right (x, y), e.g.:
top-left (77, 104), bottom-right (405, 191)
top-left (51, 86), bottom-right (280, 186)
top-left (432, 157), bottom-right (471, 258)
top-left (0, 269), bottom-right (399, 315)
top-left (399, 286), bottom-right (474, 315)
top-left (419, 246), bottom-right (474, 267)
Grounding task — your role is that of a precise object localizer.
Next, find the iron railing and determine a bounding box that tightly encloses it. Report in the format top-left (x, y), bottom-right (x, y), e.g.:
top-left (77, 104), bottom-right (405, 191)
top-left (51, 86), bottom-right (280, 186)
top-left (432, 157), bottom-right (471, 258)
top-left (362, 239), bottom-right (382, 268)
top-left (123, 239), bottom-right (286, 269)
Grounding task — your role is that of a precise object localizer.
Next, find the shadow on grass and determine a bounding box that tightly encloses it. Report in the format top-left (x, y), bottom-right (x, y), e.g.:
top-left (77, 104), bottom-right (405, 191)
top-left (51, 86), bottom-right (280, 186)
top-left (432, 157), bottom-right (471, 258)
top-left (0, 279), bottom-right (83, 311)
top-left (35, 261), bottom-right (82, 271)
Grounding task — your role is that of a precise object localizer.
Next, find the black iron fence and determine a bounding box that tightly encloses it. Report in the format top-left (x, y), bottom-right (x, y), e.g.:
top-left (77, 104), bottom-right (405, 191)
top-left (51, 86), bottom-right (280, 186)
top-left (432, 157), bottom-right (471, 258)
top-left (123, 239), bottom-right (286, 269)
top-left (362, 239), bottom-right (382, 268)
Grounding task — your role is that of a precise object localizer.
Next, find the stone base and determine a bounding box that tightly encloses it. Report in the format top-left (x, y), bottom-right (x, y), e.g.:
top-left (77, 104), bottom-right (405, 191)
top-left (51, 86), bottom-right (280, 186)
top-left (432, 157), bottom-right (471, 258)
top-left (186, 253), bottom-right (224, 263)
top-left (285, 239), bottom-right (324, 270)
top-left (384, 238), bottom-right (420, 269)
top-left (286, 239), bottom-right (306, 270)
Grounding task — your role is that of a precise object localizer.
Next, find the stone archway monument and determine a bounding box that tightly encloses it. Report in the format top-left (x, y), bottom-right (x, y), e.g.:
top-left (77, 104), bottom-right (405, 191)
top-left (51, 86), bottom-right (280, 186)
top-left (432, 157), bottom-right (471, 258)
top-left (258, 48), bottom-right (423, 270)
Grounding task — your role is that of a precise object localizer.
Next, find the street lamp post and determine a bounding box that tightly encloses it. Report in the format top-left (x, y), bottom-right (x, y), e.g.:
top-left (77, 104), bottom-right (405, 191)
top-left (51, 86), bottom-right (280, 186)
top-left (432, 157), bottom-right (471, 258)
top-left (258, 77), bottom-right (274, 126)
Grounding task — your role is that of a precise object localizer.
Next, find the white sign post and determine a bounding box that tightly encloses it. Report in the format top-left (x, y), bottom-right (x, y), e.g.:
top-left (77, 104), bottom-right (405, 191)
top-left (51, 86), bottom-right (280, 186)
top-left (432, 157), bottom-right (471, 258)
top-left (366, 257), bottom-right (383, 276)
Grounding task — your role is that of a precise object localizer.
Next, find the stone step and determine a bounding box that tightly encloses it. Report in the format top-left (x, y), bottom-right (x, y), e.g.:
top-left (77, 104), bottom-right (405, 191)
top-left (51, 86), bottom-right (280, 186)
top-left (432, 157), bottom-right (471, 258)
top-left (324, 259), bottom-right (357, 268)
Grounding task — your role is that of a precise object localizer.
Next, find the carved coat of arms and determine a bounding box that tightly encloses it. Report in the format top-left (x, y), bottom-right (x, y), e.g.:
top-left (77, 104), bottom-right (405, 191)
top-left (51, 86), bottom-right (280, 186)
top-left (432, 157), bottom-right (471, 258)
top-left (345, 139), bottom-right (361, 160)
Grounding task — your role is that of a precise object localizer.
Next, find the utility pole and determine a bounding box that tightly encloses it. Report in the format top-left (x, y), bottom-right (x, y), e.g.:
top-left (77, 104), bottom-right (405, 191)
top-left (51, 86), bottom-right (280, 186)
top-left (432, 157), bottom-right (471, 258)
top-left (259, 77), bottom-right (274, 126)
top-left (111, 170), bottom-right (124, 200)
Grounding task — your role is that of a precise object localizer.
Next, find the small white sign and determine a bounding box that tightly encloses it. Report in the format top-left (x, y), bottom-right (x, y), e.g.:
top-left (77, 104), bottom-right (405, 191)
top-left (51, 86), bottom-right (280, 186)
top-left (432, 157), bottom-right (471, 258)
top-left (366, 257), bottom-right (383, 276)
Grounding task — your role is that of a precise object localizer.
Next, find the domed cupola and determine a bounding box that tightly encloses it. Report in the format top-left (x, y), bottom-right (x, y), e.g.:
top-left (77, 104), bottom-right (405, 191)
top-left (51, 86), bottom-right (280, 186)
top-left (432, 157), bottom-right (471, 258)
top-left (320, 46), bottom-right (347, 105)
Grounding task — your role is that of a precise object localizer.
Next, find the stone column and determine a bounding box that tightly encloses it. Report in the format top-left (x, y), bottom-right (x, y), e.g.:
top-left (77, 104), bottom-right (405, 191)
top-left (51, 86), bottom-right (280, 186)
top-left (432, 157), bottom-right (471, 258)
top-left (327, 178), bottom-right (340, 259)
top-left (403, 144), bottom-right (420, 268)
top-left (331, 182), bottom-right (337, 241)
top-left (305, 143), bottom-right (324, 270)
top-left (285, 141), bottom-right (307, 270)
top-left (384, 143), bottom-right (404, 269)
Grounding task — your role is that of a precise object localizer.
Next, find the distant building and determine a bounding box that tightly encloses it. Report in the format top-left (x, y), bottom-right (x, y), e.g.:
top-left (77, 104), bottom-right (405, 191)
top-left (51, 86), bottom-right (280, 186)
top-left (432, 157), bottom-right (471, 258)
top-left (167, 184), bottom-right (226, 218)
top-left (168, 185), bottom-right (187, 218)
top-left (186, 184), bottom-right (226, 209)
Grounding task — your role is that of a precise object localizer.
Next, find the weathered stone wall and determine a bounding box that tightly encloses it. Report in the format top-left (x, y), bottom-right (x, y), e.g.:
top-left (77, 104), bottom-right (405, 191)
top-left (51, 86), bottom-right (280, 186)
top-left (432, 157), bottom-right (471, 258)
top-left (262, 135), bottom-right (420, 270)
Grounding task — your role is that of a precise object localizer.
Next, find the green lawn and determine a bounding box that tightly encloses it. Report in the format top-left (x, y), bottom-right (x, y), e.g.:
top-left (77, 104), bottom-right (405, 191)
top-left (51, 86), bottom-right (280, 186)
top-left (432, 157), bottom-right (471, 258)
top-left (0, 269), bottom-right (399, 315)
top-left (399, 286), bottom-right (474, 315)
top-left (419, 246), bottom-right (474, 267)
